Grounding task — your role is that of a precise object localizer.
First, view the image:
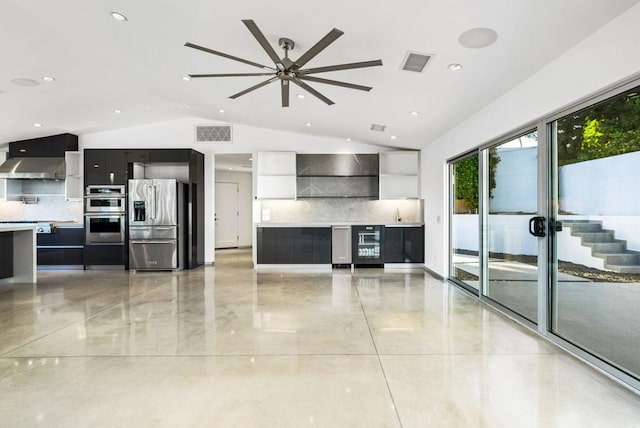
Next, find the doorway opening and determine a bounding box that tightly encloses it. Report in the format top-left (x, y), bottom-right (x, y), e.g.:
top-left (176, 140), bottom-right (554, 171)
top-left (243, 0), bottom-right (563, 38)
top-left (214, 154), bottom-right (253, 256)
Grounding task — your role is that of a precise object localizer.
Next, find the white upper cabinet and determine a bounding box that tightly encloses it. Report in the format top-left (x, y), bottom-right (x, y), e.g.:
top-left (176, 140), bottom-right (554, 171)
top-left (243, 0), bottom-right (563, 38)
top-left (379, 151), bottom-right (420, 199)
top-left (256, 152), bottom-right (296, 199)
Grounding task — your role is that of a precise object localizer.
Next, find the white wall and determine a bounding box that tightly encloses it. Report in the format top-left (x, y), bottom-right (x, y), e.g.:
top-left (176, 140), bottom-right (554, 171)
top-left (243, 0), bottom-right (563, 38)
top-left (214, 169), bottom-right (252, 248)
top-left (452, 215), bottom-right (538, 256)
top-left (559, 151), bottom-right (640, 215)
top-left (421, 4), bottom-right (640, 277)
top-left (81, 118), bottom-right (388, 263)
top-left (490, 147), bottom-right (537, 214)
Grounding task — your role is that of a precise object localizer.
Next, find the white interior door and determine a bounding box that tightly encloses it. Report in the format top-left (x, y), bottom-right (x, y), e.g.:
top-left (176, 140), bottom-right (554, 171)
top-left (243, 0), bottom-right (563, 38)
top-left (215, 182), bottom-right (239, 249)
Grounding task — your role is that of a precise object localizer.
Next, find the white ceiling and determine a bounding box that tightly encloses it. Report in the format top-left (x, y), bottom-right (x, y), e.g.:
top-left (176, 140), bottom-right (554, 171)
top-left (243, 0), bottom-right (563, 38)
top-left (1, 0), bottom-right (639, 149)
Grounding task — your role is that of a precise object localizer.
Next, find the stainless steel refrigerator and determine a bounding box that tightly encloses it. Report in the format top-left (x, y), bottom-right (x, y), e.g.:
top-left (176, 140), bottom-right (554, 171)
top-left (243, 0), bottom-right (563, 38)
top-left (128, 179), bottom-right (184, 271)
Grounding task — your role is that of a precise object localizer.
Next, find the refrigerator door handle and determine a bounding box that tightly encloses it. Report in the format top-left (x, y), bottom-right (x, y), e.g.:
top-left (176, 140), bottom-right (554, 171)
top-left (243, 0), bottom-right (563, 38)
top-left (153, 185), bottom-right (158, 221)
top-left (130, 240), bottom-right (175, 244)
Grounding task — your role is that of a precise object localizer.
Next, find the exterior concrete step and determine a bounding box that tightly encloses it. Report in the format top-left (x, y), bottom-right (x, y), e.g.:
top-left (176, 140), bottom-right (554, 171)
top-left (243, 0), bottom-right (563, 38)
top-left (585, 241), bottom-right (627, 253)
top-left (568, 222), bottom-right (603, 233)
top-left (604, 264), bottom-right (640, 274)
top-left (574, 231), bottom-right (615, 243)
top-left (595, 253), bottom-right (639, 265)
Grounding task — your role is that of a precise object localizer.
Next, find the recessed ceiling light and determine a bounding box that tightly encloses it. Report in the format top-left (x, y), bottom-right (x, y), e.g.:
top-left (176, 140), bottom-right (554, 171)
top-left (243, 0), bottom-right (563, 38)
top-left (182, 75), bottom-right (192, 81)
top-left (114, 109), bottom-right (122, 114)
top-left (390, 135), bottom-right (397, 140)
top-left (346, 138), bottom-right (352, 142)
top-left (305, 123), bottom-right (312, 127)
top-left (34, 123), bottom-right (42, 127)
top-left (410, 111), bottom-right (419, 116)
top-left (111, 11), bottom-right (128, 21)
top-left (458, 27), bottom-right (498, 49)
top-left (219, 109), bottom-right (225, 113)
top-left (228, 167), bottom-right (233, 170)
top-left (41, 76), bottom-right (55, 83)
top-left (296, 94), bottom-right (305, 99)
top-left (448, 63), bottom-right (463, 71)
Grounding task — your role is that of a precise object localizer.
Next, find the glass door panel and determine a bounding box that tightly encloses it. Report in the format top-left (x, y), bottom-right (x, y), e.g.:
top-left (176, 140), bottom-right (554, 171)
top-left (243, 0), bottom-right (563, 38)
top-left (450, 154), bottom-right (480, 290)
top-left (484, 131), bottom-right (539, 322)
top-left (551, 87), bottom-right (640, 379)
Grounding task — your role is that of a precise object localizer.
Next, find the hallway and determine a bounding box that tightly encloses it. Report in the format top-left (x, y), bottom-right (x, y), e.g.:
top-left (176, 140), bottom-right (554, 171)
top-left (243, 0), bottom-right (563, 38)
top-left (1, 249), bottom-right (639, 427)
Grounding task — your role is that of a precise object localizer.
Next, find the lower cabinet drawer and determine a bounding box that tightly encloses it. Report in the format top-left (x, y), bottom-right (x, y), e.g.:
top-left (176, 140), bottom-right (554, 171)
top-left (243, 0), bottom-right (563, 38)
top-left (37, 248), bottom-right (84, 265)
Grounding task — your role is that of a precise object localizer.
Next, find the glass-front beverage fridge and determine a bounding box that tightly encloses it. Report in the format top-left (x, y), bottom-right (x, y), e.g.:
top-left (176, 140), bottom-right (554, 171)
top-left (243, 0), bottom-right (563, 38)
top-left (352, 225), bottom-right (383, 265)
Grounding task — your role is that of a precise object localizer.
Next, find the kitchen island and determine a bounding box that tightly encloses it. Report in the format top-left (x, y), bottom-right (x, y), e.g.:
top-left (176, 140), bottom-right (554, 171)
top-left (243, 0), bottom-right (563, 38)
top-left (0, 225), bottom-right (37, 284)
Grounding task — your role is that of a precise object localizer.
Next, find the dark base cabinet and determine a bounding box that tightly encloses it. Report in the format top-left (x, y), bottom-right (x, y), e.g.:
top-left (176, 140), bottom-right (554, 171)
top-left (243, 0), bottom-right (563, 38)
top-left (0, 232), bottom-right (14, 279)
top-left (257, 227), bottom-right (331, 264)
top-left (37, 227), bottom-right (84, 268)
top-left (383, 226), bottom-right (424, 263)
top-left (37, 248), bottom-right (84, 266)
top-left (84, 244), bottom-right (125, 267)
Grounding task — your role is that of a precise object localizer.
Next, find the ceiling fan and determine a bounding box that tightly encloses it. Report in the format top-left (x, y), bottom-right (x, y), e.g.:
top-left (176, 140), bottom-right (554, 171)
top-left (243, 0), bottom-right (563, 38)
top-left (184, 19), bottom-right (383, 107)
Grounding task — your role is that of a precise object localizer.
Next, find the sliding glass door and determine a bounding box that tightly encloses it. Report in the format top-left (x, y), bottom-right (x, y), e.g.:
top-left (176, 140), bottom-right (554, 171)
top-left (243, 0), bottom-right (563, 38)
top-left (450, 153), bottom-right (480, 291)
top-left (550, 85), bottom-right (640, 380)
top-left (448, 79), bottom-right (640, 387)
top-left (483, 131), bottom-right (539, 323)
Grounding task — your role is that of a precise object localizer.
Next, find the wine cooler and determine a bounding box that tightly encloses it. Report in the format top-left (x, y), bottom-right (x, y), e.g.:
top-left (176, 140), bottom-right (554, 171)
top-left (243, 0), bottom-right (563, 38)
top-left (352, 225), bottom-right (383, 265)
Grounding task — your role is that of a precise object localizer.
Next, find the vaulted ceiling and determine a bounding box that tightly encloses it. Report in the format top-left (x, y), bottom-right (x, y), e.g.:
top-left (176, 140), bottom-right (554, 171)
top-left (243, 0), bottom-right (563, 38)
top-left (1, 0), bottom-right (639, 148)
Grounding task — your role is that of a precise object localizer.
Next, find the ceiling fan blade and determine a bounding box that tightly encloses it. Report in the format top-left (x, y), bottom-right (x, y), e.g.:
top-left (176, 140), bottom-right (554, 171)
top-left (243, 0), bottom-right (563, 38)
top-left (298, 59), bottom-right (383, 75)
top-left (281, 80), bottom-right (290, 107)
top-left (242, 20), bottom-right (284, 69)
top-left (292, 78), bottom-right (334, 105)
top-left (293, 28), bottom-right (344, 70)
top-left (229, 77), bottom-right (278, 99)
top-left (297, 75), bottom-right (372, 92)
top-left (184, 42), bottom-right (274, 70)
top-left (189, 73), bottom-right (274, 78)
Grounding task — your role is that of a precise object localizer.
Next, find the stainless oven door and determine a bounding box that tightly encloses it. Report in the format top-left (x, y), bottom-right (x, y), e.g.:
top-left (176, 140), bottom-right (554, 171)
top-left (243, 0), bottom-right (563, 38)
top-left (85, 214), bottom-right (125, 244)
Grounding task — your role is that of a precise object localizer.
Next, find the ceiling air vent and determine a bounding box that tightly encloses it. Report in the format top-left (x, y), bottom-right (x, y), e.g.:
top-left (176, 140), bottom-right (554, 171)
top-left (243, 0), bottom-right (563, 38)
top-left (401, 51), bottom-right (433, 73)
top-left (195, 125), bottom-right (232, 143)
top-left (370, 124), bottom-right (386, 132)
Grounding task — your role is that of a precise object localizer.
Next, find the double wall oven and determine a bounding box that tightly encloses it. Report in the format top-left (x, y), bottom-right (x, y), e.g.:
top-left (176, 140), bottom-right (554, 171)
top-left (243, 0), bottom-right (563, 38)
top-left (84, 185), bottom-right (126, 244)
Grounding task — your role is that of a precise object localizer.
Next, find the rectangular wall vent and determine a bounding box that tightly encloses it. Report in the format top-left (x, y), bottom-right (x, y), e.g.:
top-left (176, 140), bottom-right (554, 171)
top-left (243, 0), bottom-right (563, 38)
top-left (401, 51), bottom-right (433, 73)
top-left (370, 124), bottom-right (386, 132)
top-left (195, 125), bottom-right (232, 143)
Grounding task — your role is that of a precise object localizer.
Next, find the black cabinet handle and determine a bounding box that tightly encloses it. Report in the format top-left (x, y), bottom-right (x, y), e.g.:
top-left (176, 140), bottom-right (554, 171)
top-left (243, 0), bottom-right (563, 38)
top-left (529, 216), bottom-right (546, 237)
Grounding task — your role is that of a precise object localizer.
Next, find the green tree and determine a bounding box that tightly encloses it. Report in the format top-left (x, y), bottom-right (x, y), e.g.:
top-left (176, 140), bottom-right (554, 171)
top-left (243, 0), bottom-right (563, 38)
top-left (557, 90), bottom-right (640, 166)
top-left (454, 149), bottom-right (500, 212)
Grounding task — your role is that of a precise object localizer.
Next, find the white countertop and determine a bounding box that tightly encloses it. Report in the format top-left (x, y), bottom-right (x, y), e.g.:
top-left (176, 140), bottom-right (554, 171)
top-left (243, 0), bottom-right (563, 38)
top-left (256, 222), bottom-right (423, 227)
top-left (0, 224), bottom-right (37, 232)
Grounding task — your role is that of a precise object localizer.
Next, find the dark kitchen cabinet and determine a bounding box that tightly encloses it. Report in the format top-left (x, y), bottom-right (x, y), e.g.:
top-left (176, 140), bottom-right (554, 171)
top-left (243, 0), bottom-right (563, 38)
top-left (257, 227), bottom-right (331, 264)
top-left (84, 149), bottom-right (127, 185)
top-left (383, 226), bottom-right (424, 263)
top-left (37, 248), bottom-right (84, 266)
top-left (126, 150), bottom-right (150, 163)
top-left (37, 227), bottom-right (84, 267)
top-left (9, 133), bottom-right (78, 158)
top-left (152, 149), bottom-right (191, 163)
top-left (0, 232), bottom-right (13, 279)
top-left (84, 244), bottom-right (125, 266)
top-left (311, 228), bottom-right (332, 263)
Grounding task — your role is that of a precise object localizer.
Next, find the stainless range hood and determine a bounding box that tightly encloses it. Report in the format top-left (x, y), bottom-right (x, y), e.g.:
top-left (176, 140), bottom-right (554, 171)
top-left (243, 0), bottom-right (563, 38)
top-left (0, 157), bottom-right (66, 180)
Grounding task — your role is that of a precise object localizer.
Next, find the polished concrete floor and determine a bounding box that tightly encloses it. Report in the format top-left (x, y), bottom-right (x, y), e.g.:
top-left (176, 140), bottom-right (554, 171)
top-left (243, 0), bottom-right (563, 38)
top-left (1, 249), bottom-right (639, 427)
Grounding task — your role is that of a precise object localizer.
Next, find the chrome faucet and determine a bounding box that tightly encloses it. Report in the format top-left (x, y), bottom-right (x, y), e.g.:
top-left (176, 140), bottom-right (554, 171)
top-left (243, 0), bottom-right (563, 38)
top-left (395, 208), bottom-right (401, 222)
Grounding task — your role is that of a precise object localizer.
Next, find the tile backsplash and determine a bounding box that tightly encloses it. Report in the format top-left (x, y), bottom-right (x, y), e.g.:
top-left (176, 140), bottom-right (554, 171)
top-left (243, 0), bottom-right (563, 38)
top-left (0, 180), bottom-right (83, 222)
top-left (258, 199), bottom-right (423, 223)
